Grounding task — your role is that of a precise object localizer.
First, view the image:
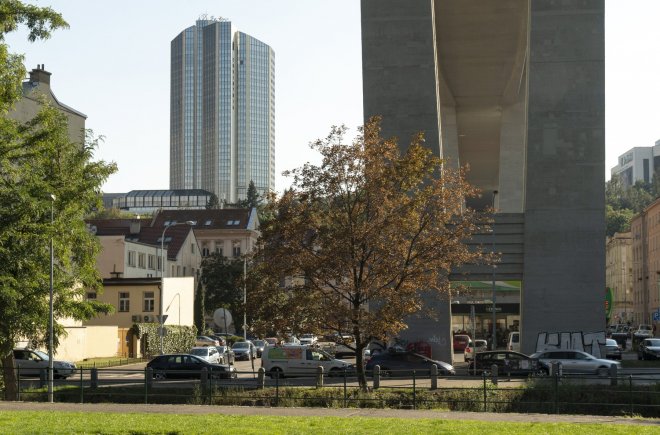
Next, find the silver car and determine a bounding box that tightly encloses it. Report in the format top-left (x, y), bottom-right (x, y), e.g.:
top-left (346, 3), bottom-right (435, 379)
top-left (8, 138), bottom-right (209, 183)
top-left (13, 348), bottom-right (76, 379)
top-left (189, 346), bottom-right (220, 364)
top-left (530, 349), bottom-right (620, 377)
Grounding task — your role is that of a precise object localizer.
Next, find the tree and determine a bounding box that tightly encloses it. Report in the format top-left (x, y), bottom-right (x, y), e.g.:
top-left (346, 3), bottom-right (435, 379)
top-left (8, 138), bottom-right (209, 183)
top-left (200, 254), bottom-right (245, 328)
top-left (245, 180), bottom-right (260, 209)
top-left (606, 205), bottom-right (634, 237)
top-left (0, 2), bottom-right (116, 399)
top-left (206, 192), bottom-right (220, 210)
top-left (249, 117), bottom-right (488, 388)
top-left (194, 279), bottom-right (206, 333)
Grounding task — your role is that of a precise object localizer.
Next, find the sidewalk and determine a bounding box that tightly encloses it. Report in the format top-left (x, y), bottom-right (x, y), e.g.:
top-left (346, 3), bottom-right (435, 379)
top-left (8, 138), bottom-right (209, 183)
top-left (0, 402), bottom-right (658, 426)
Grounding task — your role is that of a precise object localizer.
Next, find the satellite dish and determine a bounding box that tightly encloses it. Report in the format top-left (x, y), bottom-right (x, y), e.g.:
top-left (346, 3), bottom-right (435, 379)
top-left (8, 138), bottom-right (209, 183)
top-left (213, 308), bottom-right (233, 332)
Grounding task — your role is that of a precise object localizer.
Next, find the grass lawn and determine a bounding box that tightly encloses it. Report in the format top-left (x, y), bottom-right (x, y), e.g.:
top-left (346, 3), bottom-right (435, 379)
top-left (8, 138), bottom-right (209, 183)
top-left (74, 357), bottom-right (146, 369)
top-left (0, 411), bottom-right (654, 434)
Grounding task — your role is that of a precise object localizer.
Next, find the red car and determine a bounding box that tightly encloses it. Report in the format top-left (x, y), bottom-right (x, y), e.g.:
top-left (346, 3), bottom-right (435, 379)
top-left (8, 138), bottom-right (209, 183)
top-left (453, 334), bottom-right (471, 352)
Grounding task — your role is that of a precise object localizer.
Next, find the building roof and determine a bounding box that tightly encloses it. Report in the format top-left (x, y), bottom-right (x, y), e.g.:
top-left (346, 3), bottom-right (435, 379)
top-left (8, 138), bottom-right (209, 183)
top-left (87, 208), bottom-right (258, 260)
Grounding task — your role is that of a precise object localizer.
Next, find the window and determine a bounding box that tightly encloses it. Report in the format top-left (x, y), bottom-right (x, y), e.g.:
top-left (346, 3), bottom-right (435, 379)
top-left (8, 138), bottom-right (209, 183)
top-left (119, 292), bottom-right (130, 312)
top-left (233, 241), bottom-right (241, 257)
top-left (138, 253), bottom-right (146, 269)
top-left (157, 256), bottom-right (162, 271)
top-left (143, 291), bottom-right (154, 312)
top-left (183, 267), bottom-right (187, 276)
top-left (191, 243), bottom-right (195, 254)
top-left (216, 245), bottom-right (223, 257)
top-left (86, 292), bottom-right (97, 300)
top-left (202, 247), bottom-right (209, 257)
top-left (148, 255), bottom-right (155, 270)
top-left (127, 251), bottom-right (136, 267)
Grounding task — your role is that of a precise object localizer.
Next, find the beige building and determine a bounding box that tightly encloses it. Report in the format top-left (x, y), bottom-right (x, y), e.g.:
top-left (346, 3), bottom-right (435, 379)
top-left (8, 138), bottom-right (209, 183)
top-left (606, 232), bottom-right (633, 324)
top-left (631, 198), bottom-right (660, 326)
top-left (9, 65), bottom-right (86, 146)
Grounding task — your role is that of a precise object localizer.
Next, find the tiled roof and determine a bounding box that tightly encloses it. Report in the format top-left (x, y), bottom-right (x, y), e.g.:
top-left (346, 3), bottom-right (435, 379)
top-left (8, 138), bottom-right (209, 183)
top-left (86, 208), bottom-right (255, 260)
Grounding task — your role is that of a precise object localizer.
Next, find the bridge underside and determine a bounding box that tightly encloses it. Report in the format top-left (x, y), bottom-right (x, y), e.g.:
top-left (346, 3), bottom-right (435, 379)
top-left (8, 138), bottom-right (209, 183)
top-left (362, 0), bottom-right (605, 362)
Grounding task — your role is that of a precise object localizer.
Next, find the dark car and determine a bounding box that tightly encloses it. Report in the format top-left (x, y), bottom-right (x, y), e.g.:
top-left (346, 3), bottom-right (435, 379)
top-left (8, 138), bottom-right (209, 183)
top-left (468, 351), bottom-right (547, 377)
top-left (232, 341), bottom-right (257, 360)
top-left (214, 345), bottom-right (235, 365)
top-left (252, 340), bottom-right (267, 357)
top-left (365, 350), bottom-right (455, 377)
top-left (146, 354), bottom-right (236, 380)
top-left (638, 338), bottom-right (660, 360)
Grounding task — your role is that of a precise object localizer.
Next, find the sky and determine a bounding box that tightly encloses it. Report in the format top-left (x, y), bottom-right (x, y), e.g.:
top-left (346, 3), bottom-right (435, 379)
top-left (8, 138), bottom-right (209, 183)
top-left (5, 1), bottom-right (660, 193)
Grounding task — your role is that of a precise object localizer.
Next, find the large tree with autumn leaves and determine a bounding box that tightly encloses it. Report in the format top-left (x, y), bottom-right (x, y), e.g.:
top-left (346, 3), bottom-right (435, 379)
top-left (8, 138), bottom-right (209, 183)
top-left (249, 117), bottom-right (489, 388)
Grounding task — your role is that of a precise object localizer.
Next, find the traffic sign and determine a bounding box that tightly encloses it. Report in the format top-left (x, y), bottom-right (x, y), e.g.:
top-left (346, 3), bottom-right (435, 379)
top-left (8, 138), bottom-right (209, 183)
top-left (653, 311), bottom-right (660, 322)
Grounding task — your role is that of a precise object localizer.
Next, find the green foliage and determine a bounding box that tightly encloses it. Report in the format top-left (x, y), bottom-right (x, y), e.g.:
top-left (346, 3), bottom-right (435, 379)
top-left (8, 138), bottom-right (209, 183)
top-left (606, 205), bottom-right (634, 236)
top-left (194, 278), bottom-right (206, 333)
top-left (0, 1), bottom-right (68, 113)
top-left (85, 207), bottom-right (140, 219)
top-left (200, 253), bottom-right (245, 322)
top-left (605, 175), bottom-right (657, 236)
top-left (206, 192), bottom-right (220, 210)
top-left (130, 323), bottom-right (196, 357)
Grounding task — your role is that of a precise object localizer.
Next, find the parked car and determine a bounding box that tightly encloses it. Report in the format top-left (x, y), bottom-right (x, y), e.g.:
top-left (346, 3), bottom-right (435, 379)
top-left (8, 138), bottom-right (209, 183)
top-left (634, 325), bottom-right (654, 340)
top-left (452, 334), bottom-right (471, 352)
top-left (467, 351), bottom-right (547, 376)
top-left (211, 334), bottom-right (227, 346)
top-left (264, 337), bottom-right (279, 346)
top-left (195, 335), bottom-right (220, 347)
top-left (530, 349), bottom-right (620, 377)
top-left (638, 338), bottom-right (660, 360)
top-left (232, 341), bottom-right (257, 360)
top-left (252, 340), bottom-right (267, 357)
top-left (610, 324), bottom-right (631, 348)
top-left (605, 339), bottom-right (622, 360)
top-left (189, 346), bottom-right (220, 364)
top-left (507, 331), bottom-right (520, 352)
top-left (299, 334), bottom-right (318, 346)
top-left (146, 354), bottom-right (236, 379)
top-left (464, 339), bottom-right (488, 362)
top-left (333, 335), bottom-right (357, 358)
top-left (262, 345), bottom-right (353, 378)
top-left (214, 345), bottom-right (235, 365)
top-left (12, 348), bottom-right (76, 379)
top-left (365, 350), bottom-right (455, 377)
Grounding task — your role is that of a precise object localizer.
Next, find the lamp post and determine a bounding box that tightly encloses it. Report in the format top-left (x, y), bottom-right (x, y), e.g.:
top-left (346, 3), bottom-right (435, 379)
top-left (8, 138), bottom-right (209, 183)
top-left (47, 193), bottom-right (55, 403)
top-left (166, 293), bottom-right (181, 326)
top-left (159, 220), bottom-right (194, 354)
top-left (491, 190), bottom-right (498, 351)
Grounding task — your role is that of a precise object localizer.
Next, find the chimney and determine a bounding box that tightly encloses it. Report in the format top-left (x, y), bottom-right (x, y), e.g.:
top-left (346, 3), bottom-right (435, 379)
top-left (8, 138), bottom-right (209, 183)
top-left (129, 219), bottom-right (141, 235)
top-left (29, 64), bottom-right (51, 86)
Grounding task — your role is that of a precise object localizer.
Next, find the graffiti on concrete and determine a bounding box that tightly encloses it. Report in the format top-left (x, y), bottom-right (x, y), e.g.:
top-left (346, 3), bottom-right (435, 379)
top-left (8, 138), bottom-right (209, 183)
top-left (535, 331), bottom-right (607, 358)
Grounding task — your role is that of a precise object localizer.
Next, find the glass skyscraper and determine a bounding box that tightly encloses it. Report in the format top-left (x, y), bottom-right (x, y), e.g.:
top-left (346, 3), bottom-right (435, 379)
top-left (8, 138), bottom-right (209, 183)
top-left (170, 17), bottom-right (275, 204)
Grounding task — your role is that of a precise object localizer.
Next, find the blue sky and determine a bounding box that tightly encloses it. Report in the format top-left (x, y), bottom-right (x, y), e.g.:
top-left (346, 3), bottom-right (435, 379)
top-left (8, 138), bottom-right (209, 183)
top-left (5, 1), bottom-right (660, 192)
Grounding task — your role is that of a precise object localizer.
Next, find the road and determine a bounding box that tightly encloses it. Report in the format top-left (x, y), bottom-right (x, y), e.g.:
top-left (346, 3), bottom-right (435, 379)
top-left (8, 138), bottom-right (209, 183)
top-left (18, 351), bottom-right (660, 391)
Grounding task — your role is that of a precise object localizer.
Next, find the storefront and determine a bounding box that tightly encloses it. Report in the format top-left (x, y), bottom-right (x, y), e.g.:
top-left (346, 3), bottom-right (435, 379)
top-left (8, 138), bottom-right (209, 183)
top-left (450, 281), bottom-right (521, 346)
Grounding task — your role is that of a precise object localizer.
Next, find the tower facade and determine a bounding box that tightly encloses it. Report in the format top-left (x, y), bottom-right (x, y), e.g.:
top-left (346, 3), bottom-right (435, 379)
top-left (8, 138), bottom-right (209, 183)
top-left (171, 18), bottom-right (275, 203)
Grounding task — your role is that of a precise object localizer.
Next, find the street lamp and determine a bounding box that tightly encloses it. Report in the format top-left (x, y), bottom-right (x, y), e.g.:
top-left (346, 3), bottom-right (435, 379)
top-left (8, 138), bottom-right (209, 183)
top-left (491, 190), bottom-right (498, 351)
top-left (159, 220), bottom-right (194, 354)
top-left (166, 293), bottom-right (181, 326)
top-left (47, 193), bottom-right (55, 403)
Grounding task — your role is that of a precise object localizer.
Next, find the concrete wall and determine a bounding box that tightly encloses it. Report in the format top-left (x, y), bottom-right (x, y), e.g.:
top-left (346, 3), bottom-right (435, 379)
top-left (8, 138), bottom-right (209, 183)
top-left (54, 326), bottom-right (118, 362)
top-left (361, 0), bottom-right (441, 156)
top-left (362, 0), bottom-right (452, 363)
top-left (521, 0), bottom-right (605, 353)
top-left (162, 277), bottom-right (195, 327)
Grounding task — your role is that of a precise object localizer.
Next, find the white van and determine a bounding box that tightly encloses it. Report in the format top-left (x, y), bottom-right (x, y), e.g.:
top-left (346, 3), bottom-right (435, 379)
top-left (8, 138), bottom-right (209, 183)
top-left (507, 331), bottom-right (520, 352)
top-left (261, 345), bottom-right (352, 378)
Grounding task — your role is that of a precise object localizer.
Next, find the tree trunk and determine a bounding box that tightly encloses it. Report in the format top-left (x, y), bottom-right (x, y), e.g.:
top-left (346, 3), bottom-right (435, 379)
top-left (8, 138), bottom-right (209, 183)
top-left (2, 352), bottom-right (17, 401)
top-left (355, 342), bottom-right (368, 391)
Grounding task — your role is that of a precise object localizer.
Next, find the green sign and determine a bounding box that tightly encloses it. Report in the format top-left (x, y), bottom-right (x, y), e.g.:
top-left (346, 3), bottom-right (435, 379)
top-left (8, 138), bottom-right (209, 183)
top-left (605, 287), bottom-right (613, 320)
